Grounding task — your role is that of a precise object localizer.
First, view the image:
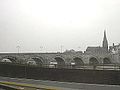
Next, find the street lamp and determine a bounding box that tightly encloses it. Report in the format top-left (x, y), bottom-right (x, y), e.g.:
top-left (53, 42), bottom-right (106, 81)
top-left (60, 45), bottom-right (63, 53)
top-left (40, 46), bottom-right (43, 53)
top-left (78, 46), bottom-right (81, 51)
top-left (16, 45), bottom-right (20, 54)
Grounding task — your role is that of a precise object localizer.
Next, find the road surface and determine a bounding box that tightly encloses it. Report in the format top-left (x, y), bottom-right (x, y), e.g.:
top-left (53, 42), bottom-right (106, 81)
top-left (0, 76), bottom-right (120, 90)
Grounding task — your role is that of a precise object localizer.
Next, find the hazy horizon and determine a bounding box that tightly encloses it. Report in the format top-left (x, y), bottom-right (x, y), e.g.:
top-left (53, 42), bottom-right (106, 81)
top-left (0, 0), bottom-right (120, 53)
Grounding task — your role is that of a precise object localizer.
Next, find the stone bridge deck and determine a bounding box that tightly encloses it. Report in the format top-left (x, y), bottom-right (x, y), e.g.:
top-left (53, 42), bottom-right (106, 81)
top-left (0, 52), bottom-right (115, 68)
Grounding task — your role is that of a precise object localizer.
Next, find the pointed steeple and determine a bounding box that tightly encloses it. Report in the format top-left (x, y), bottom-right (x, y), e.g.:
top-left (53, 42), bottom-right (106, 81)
top-left (102, 30), bottom-right (108, 51)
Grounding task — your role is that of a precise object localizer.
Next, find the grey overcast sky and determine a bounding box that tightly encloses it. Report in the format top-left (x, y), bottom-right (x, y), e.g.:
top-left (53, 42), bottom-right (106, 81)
top-left (0, 0), bottom-right (120, 53)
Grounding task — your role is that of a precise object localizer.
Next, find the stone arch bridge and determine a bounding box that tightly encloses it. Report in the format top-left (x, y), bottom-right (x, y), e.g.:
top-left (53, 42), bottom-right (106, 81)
top-left (0, 52), bottom-right (115, 68)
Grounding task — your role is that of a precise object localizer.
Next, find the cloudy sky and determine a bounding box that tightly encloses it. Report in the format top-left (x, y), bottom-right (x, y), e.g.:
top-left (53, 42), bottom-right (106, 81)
top-left (0, 0), bottom-right (120, 53)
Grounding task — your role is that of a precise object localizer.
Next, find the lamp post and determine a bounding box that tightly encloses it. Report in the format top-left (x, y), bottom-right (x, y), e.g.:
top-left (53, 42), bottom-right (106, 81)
top-left (60, 45), bottom-right (63, 53)
top-left (78, 46), bottom-right (81, 51)
top-left (40, 46), bottom-right (43, 53)
top-left (16, 45), bottom-right (20, 54)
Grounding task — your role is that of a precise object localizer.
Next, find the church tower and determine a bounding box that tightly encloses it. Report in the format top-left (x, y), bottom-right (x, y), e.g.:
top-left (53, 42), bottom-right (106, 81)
top-left (102, 30), bottom-right (108, 52)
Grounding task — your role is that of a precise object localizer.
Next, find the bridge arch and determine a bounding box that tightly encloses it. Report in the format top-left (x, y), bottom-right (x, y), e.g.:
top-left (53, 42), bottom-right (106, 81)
top-left (89, 57), bottom-right (99, 65)
top-left (1, 58), bottom-right (12, 63)
top-left (28, 57), bottom-right (44, 66)
top-left (103, 57), bottom-right (111, 64)
top-left (1, 56), bottom-right (17, 63)
top-left (27, 59), bottom-right (37, 65)
top-left (72, 57), bottom-right (84, 68)
top-left (54, 57), bottom-right (65, 68)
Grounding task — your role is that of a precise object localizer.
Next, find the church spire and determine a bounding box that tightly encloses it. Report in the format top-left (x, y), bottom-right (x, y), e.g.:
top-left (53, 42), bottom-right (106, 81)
top-left (102, 30), bottom-right (108, 51)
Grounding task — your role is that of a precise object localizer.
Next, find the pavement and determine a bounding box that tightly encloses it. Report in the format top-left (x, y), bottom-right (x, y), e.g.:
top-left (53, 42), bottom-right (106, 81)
top-left (0, 76), bottom-right (120, 90)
